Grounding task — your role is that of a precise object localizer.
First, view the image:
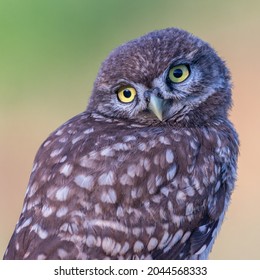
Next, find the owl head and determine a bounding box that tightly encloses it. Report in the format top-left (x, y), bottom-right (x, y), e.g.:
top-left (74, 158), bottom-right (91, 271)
top-left (88, 28), bottom-right (232, 127)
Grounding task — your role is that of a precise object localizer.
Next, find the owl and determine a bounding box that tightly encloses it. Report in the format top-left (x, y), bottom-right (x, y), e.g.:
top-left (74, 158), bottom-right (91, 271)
top-left (4, 28), bottom-right (239, 260)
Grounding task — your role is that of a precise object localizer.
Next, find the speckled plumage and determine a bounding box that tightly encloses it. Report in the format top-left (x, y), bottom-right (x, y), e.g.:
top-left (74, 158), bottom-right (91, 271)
top-left (4, 28), bottom-right (239, 260)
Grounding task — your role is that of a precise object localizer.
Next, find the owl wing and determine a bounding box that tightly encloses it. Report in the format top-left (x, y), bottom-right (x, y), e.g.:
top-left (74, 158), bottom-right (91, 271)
top-left (151, 215), bottom-right (223, 260)
top-left (3, 113), bottom-right (89, 259)
top-left (150, 160), bottom-right (232, 260)
top-left (4, 215), bottom-right (79, 259)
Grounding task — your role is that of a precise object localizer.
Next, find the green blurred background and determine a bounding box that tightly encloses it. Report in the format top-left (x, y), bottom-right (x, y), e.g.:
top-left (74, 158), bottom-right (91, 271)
top-left (0, 0), bottom-right (259, 259)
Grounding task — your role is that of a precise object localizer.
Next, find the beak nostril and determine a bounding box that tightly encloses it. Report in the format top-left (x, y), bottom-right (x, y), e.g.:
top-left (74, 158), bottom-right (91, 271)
top-left (144, 91), bottom-right (151, 102)
top-left (151, 87), bottom-right (160, 96)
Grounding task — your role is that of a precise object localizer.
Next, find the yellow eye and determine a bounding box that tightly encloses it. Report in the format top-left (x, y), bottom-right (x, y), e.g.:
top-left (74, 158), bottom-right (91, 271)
top-left (168, 64), bottom-right (190, 83)
top-left (117, 86), bottom-right (137, 103)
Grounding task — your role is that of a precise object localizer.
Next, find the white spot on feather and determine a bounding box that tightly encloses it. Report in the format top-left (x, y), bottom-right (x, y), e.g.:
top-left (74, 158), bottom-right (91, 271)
top-left (163, 229), bottom-right (183, 252)
top-left (159, 208), bottom-right (167, 220)
top-left (56, 206), bottom-right (68, 217)
top-left (16, 217), bottom-right (32, 233)
top-left (87, 219), bottom-right (129, 234)
top-left (123, 135), bottom-right (136, 142)
top-left (116, 206), bottom-right (124, 218)
top-left (190, 140), bottom-right (198, 150)
top-left (131, 188), bottom-right (143, 199)
top-left (55, 129), bottom-right (63, 136)
top-left (158, 231), bottom-right (170, 249)
top-left (143, 158), bottom-right (151, 171)
top-left (112, 143), bottom-right (129, 151)
top-left (100, 147), bottom-right (115, 157)
top-left (31, 224), bottom-right (48, 239)
top-left (161, 187), bottom-right (170, 197)
top-left (127, 164), bottom-right (138, 178)
top-left (101, 188), bottom-right (117, 204)
top-left (147, 237), bottom-right (158, 251)
top-left (50, 149), bottom-right (62, 158)
top-left (166, 149), bottom-right (174, 163)
top-left (27, 182), bottom-right (38, 198)
top-left (37, 254), bottom-right (46, 260)
top-left (186, 202), bottom-right (194, 216)
top-left (59, 137), bottom-right (67, 143)
top-left (98, 171), bottom-right (115, 186)
top-left (193, 177), bottom-right (203, 195)
top-left (138, 142), bottom-right (147, 151)
top-left (60, 163), bottom-right (73, 177)
top-left (172, 214), bottom-right (183, 227)
top-left (94, 203), bottom-right (102, 215)
top-left (86, 235), bottom-right (96, 247)
top-left (41, 205), bottom-right (53, 217)
top-left (195, 244), bottom-right (207, 255)
top-left (133, 240), bottom-right (144, 253)
top-left (147, 174), bottom-right (156, 194)
top-left (60, 223), bottom-right (78, 234)
top-left (153, 154), bottom-right (160, 165)
top-left (176, 190), bottom-right (186, 204)
top-left (146, 227), bottom-right (156, 238)
top-left (155, 175), bottom-right (163, 187)
top-left (159, 136), bottom-right (171, 145)
top-left (74, 174), bottom-right (94, 190)
top-left (57, 249), bottom-right (68, 258)
top-left (26, 197), bottom-right (41, 210)
top-left (151, 195), bottom-right (161, 204)
top-left (215, 181), bottom-right (221, 192)
top-left (60, 156), bottom-right (67, 163)
top-left (167, 164), bottom-right (177, 180)
top-left (43, 140), bottom-right (51, 147)
top-left (132, 227), bottom-right (141, 237)
top-left (119, 174), bottom-right (133, 185)
top-left (55, 186), bottom-right (69, 201)
top-left (72, 136), bottom-right (82, 144)
top-left (111, 243), bottom-right (121, 256)
top-left (120, 242), bottom-right (130, 255)
top-left (102, 237), bottom-right (116, 254)
top-left (185, 186), bottom-right (195, 197)
top-left (181, 231), bottom-right (191, 243)
top-left (31, 163), bottom-right (37, 172)
top-left (84, 128), bottom-right (94, 134)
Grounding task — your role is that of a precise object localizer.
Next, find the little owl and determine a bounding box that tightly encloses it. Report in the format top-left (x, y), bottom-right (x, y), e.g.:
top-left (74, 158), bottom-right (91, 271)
top-left (4, 28), bottom-right (239, 260)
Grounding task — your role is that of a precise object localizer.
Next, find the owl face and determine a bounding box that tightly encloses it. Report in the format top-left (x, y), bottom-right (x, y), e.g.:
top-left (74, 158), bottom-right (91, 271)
top-left (88, 28), bottom-right (231, 126)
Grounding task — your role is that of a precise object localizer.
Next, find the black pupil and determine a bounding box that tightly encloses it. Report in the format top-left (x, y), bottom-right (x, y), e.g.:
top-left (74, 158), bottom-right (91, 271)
top-left (173, 68), bottom-right (183, 78)
top-left (123, 89), bottom-right (132, 98)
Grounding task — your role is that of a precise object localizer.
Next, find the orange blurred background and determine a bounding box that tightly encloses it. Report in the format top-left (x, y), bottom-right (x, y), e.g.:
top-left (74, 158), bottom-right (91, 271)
top-left (0, 0), bottom-right (259, 259)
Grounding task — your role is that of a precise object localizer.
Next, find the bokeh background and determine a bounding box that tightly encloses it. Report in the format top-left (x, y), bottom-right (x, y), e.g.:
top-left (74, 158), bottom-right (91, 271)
top-left (0, 0), bottom-right (259, 259)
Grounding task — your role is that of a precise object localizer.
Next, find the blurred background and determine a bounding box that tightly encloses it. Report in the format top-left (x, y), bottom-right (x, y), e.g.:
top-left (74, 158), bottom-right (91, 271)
top-left (0, 0), bottom-right (259, 259)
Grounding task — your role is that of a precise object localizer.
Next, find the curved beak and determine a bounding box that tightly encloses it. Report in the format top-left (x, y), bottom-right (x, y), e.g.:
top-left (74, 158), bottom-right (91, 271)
top-left (148, 94), bottom-right (164, 121)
